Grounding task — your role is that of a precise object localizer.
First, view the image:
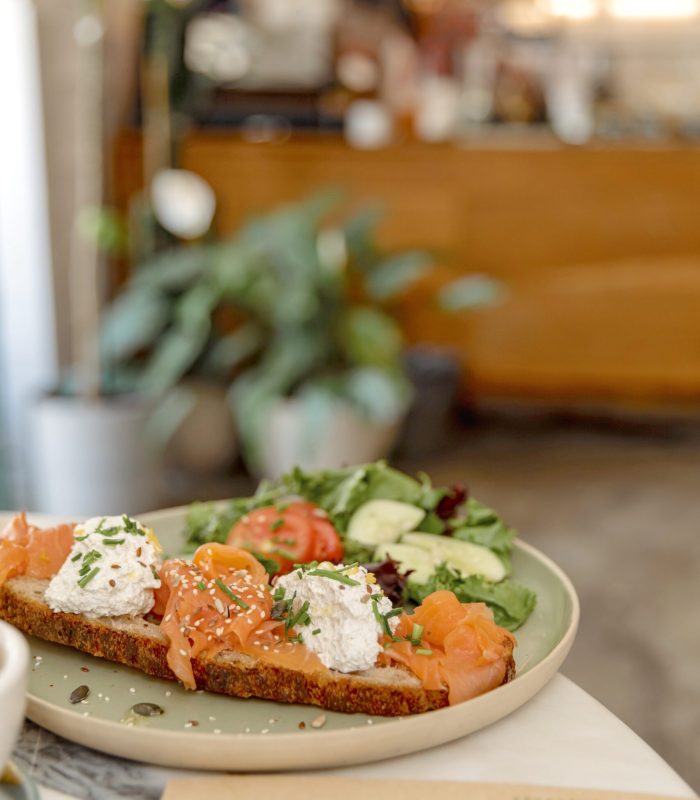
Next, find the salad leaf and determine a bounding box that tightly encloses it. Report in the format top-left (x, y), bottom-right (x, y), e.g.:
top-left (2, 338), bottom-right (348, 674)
top-left (406, 564), bottom-right (536, 631)
top-left (451, 497), bottom-right (516, 573)
top-left (278, 462), bottom-right (449, 533)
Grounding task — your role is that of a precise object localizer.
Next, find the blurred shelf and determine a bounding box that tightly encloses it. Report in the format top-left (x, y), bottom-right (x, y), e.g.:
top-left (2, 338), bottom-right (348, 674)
top-left (114, 131), bottom-right (700, 407)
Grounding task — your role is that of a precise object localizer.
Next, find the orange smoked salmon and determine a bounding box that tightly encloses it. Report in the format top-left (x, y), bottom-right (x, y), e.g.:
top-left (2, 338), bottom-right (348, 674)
top-left (0, 513), bottom-right (75, 586)
top-left (381, 590), bottom-right (516, 704)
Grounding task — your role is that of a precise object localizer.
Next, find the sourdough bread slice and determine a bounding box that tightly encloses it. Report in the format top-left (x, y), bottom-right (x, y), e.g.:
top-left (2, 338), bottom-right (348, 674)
top-left (0, 576), bottom-right (515, 716)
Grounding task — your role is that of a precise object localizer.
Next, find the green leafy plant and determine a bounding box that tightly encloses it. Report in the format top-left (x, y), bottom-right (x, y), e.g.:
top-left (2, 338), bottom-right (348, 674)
top-left (101, 191), bottom-right (501, 470)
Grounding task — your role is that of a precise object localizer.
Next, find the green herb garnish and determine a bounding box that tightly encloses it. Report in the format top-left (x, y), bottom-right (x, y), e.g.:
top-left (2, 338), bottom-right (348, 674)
top-left (214, 578), bottom-right (249, 609)
top-left (273, 586), bottom-right (286, 602)
top-left (78, 567), bottom-right (100, 588)
top-left (196, 581), bottom-right (207, 591)
top-left (285, 600), bottom-right (311, 633)
top-left (415, 648), bottom-right (433, 656)
top-left (385, 607), bottom-right (403, 619)
top-left (122, 515), bottom-right (145, 536)
top-left (408, 623), bottom-right (424, 647)
top-left (270, 519), bottom-right (285, 531)
top-left (312, 628), bottom-right (321, 636)
top-left (70, 552), bottom-right (82, 562)
top-left (371, 595), bottom-right (400, 640)
top-left (306, 568), bottom-right (359, 586)
top-left (102, 538), bottom-right (125, 546)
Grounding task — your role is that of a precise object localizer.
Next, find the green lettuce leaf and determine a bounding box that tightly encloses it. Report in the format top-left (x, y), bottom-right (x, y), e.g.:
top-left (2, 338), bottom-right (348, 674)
top-left (451, 497), bottom-right (516, 573)
top-left (406, 563), bottom-right (536, 631)
top-left (278, 461), bottom-right (448, 533)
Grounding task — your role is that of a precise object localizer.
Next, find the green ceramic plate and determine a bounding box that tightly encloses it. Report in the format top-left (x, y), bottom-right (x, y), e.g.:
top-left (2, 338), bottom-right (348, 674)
top-left (24, 507), bottom-right (579, 771)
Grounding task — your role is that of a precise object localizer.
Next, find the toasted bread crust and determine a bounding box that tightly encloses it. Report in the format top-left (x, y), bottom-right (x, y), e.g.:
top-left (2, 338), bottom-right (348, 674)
top-left (0, 577), bottom-right (515, 716)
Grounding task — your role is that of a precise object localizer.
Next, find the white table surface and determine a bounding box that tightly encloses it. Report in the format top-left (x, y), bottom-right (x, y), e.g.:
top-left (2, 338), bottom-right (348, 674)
top-left (29, 674), bottom-right (696, 800)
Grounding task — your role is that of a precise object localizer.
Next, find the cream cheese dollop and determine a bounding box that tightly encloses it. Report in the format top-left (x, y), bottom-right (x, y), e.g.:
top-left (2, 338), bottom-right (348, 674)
top-left (44, 515), bottom-right (162, 618)
top-left (274, 563), bottom-right (399, 673)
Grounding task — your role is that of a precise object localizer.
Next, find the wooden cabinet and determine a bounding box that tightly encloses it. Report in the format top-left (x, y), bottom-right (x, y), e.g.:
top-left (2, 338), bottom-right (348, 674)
top-left (114, 133), bottom-right (700, 406)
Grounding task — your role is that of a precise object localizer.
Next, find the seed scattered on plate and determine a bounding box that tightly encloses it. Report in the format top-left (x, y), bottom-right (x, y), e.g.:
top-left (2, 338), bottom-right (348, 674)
top-left (268, 718), bottom-right (277, 725)
top-left (165, 691), bottom-right (172, 697)
top-left (244, 727), bottom-right (250, 733)
top-left (213, 729), bottom-right (221, 734)
top-left (311, 714), bottom-right (326, 729)
top-left (298, 721), bottom-right (306, 730)
top-left (261, 729), bottom-right (269, 735)
top-left (132, 702), bottom-right (164, 717)
top-left (129, 687), bottom-right (136, 694)
top-left (367, 719), bottom-right (374, 725)
top-left (208, 716), bottom-right (216, 721)
top-left (80, 667), bottom-right (89, 673)
top-left (184, 720), bottom-right (199, 728)
top-left (69, 685), bottom-right (90, 704)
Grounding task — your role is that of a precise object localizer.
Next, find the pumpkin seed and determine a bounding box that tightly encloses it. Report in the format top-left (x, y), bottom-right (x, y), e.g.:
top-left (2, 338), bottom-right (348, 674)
top-left (69, 685), bottom-right (90, 704)
top-left (131, 702), bottom-right (164, 717)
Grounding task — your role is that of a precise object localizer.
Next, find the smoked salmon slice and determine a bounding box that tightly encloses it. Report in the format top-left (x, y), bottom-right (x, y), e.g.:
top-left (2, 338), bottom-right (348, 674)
top-left (382, 590), bottom-right (516, 704)
top-left (0, 514), bottom-right (75, 586)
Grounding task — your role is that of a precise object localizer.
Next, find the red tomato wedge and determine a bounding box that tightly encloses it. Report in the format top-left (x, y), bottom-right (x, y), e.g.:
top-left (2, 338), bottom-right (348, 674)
top-left (287, 502), bottom-right (344, 563)
top-left (226, 501), bottom-right (343, 574)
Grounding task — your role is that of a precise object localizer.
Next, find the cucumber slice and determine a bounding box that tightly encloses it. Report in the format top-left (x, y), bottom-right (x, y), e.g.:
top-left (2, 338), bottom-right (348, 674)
top-left (375, 543), bottom-right (437, 584)
top-left (402, 532), bottom-right (506, 582)
top-left (346, 500), bottom-right (426, 546)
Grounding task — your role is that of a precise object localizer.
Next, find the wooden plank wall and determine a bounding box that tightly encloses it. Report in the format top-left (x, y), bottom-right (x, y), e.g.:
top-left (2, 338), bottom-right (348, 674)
top-left (114, 133), bottom-right (700, 406)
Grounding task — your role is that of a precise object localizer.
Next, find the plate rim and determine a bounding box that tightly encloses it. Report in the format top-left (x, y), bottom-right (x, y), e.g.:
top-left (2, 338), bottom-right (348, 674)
top-left (25, 533), bottom-right (579, 759)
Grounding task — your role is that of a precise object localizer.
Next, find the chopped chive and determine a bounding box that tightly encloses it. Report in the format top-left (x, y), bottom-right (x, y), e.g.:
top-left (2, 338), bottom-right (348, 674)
top-left (102, 538), bottom-right (125, 546)
top-left (273, 586), bottom-right (286, 602)
top-left (269, 519), bottom-right (285, 531)
top-left (385, 607), bottom-right (403, 619)
top-left (312, 628), bottom-right (321, 636)
top-left (409, 623), bottom-right (424, 647)
top-left (74, 535), bottom-right (89, 542)
top-left (306, 568), bottom-right (359, 586)
top-left (416, 648), bottom-right (433, 656)
top-left (122, 514), bottom-right (145, 535)
top-left (285, 600), bottom-right (311, 633)
top-left (338, 563), bottom-right (359, 573)
top-left (77, 567), bottom-right (100, 588)
top-left (371, 595), bottom-right (401, 641)
top-left (293, 561), bottom-right (318, 571)
top-left (196, 581), bottom-right (206, 591)
top-left (70, 552), bottom-right (82, 562)
top-left (214, 578), bottom-right (249, 609)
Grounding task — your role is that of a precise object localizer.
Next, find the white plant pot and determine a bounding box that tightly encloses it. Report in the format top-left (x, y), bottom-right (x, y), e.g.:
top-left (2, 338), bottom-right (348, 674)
top-left (30, 394), bottom-right (163, 517)
top-left (256, 398), bottom-right (402, 480)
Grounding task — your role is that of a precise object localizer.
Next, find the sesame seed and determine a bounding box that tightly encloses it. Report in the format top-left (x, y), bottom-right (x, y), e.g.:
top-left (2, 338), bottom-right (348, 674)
top-left (208, 716), bottom-right (216, 721)
top-left (179, 649), bottom-right (188, 657)
top-left (261, 729), bottom-right (269, 734)
top-left (213, 729), bottom-right (221, 734)
top-left (165, 691), bottom-right (172, 697)
top-left (129, 687), bottom-right (136, 693)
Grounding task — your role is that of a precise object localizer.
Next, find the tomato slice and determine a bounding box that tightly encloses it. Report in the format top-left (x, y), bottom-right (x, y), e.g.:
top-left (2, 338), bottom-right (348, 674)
top-left (225, 502), bottom-right (344, 574)
top-left (276, 502), bottom-right (344, 564)
top-left (226, 506), bottom-right (314, 574)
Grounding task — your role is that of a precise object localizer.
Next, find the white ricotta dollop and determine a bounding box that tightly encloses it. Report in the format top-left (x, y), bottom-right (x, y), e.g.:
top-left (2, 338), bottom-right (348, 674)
top-left (274, 563), bottom-right (399, 673)
top-left (44, 515), bottom-right (162, 618)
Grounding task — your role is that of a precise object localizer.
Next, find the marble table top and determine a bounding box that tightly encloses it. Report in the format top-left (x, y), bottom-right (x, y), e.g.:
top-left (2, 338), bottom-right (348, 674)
top-left (12, 675), bottom-right (697, 800)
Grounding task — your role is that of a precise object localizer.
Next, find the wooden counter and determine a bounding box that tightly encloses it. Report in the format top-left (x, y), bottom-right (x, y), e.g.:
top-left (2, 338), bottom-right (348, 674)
top-left (114, 133), bottom-right (700, 406)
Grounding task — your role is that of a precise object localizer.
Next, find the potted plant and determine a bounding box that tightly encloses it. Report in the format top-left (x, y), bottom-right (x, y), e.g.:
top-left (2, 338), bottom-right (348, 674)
top-left (101, 189), bottom-right (502, 479)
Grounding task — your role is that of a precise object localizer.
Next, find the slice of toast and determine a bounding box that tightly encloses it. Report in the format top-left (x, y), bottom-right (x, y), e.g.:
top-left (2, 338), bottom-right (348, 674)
top-left (0, 576), bottom-right (515, 716)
